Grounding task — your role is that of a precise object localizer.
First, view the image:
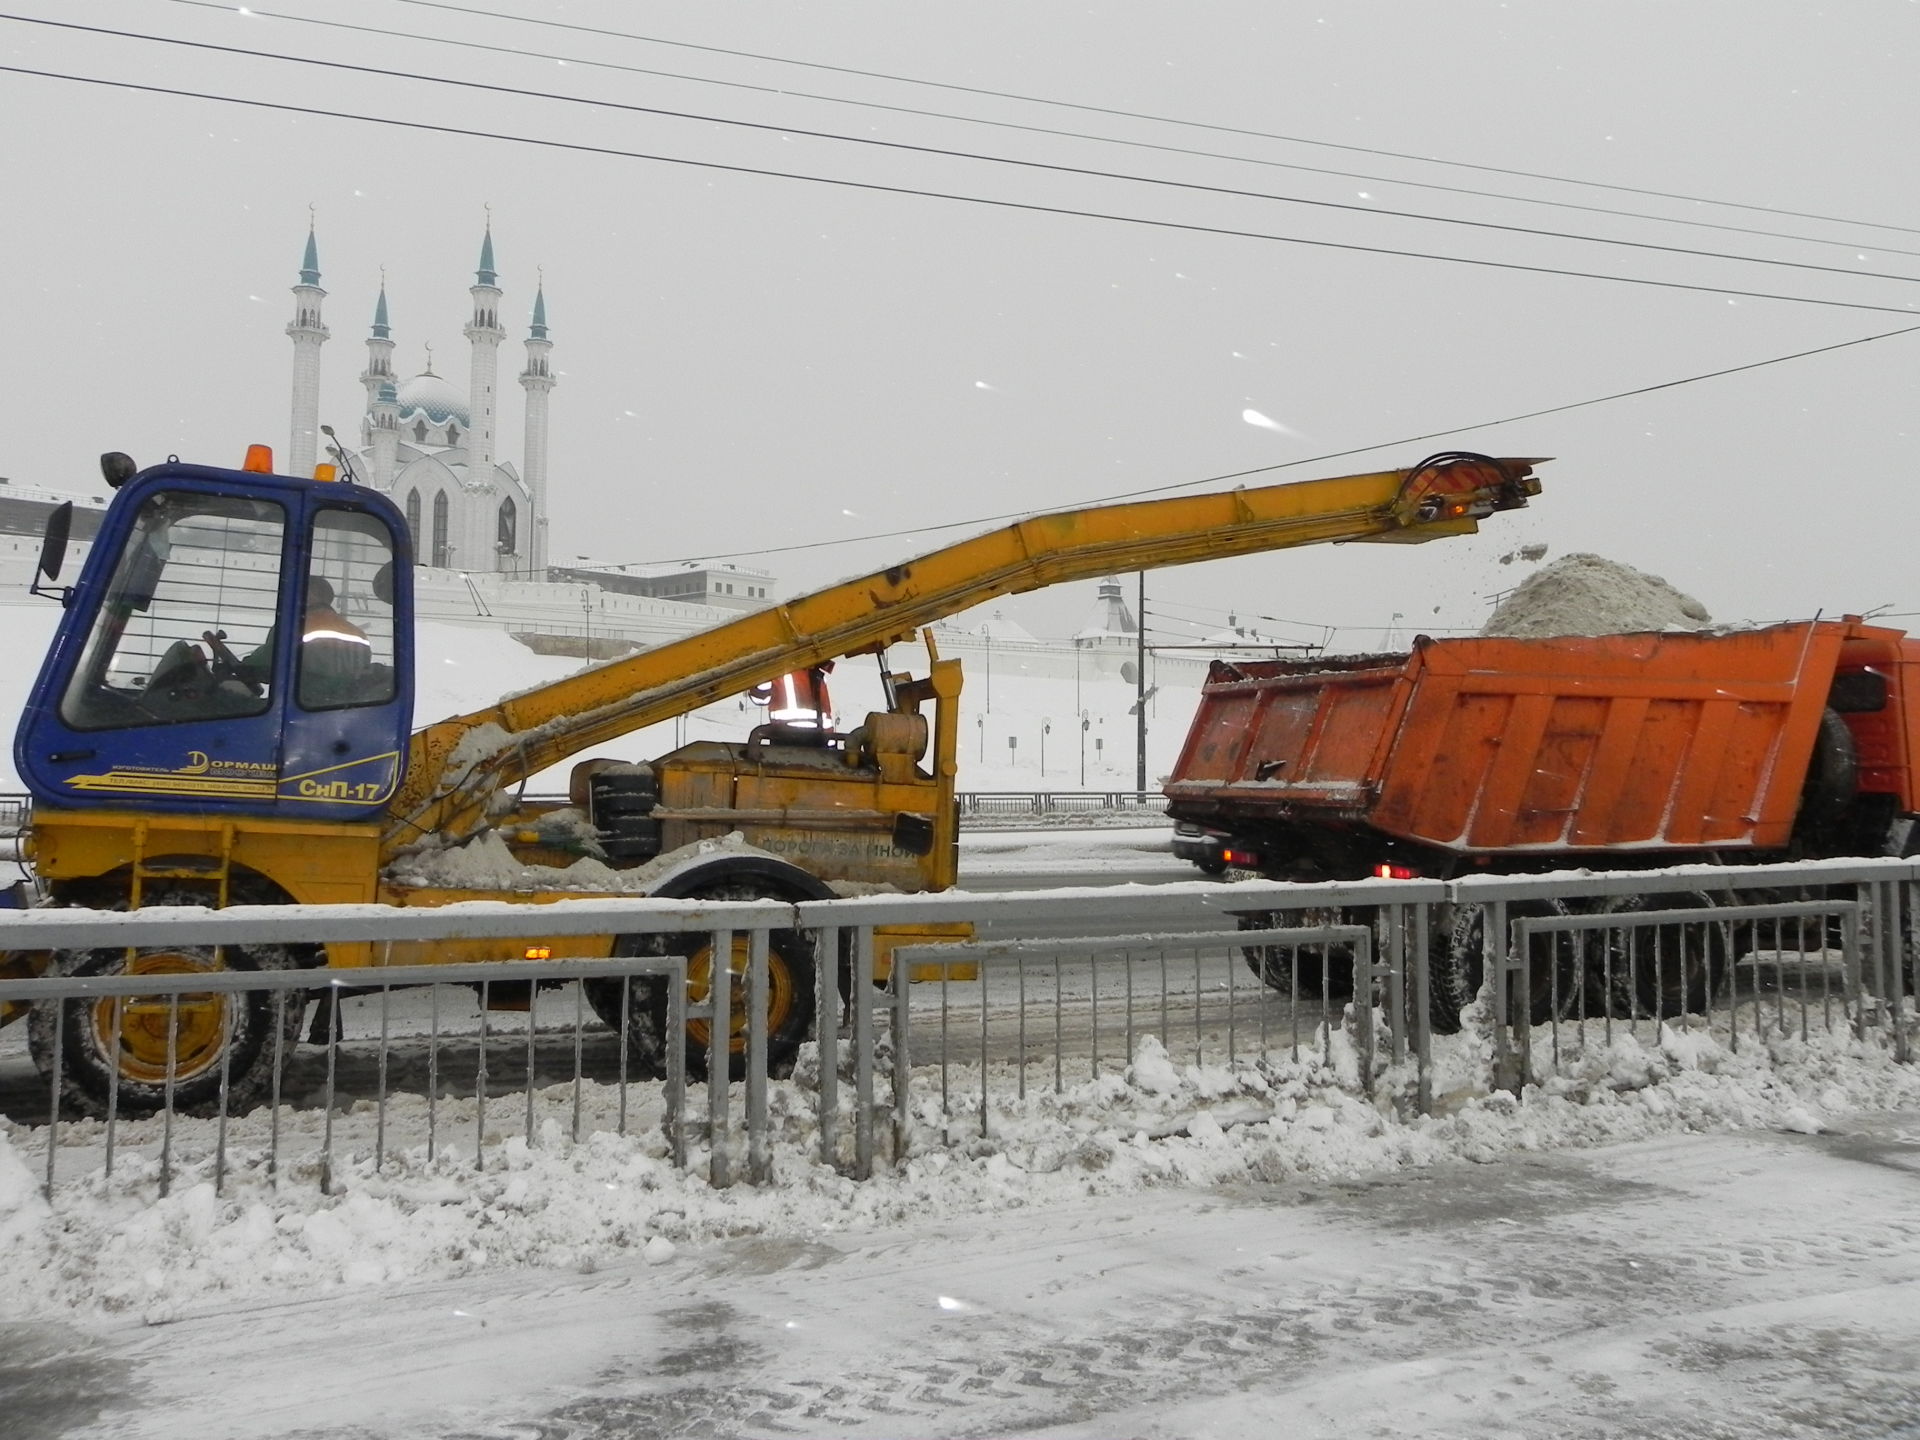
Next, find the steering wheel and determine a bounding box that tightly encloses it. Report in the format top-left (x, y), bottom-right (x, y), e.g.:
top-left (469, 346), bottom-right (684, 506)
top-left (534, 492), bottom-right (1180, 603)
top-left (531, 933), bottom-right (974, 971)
top-left (202, 629), bottom-right (263, 696)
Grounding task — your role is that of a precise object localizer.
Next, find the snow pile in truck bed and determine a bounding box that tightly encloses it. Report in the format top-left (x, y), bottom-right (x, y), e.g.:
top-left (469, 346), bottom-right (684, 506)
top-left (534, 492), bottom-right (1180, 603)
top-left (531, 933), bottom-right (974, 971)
top-left (1481, 553), bottom-right (1713, 637)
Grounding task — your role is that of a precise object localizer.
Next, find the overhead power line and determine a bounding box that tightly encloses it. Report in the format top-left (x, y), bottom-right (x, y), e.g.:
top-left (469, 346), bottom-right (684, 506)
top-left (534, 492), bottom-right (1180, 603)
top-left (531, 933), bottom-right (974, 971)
top-left (390, 0), bottom-right (1920, 241)
top-left (155, 0), bottom-right (1920, 262)
top-left (587, 320), bottom-right (1920, 567)
top-left (7, 61), bottom-right (1917, 327)
top-left (19, 14), bottom-right (1920, 293)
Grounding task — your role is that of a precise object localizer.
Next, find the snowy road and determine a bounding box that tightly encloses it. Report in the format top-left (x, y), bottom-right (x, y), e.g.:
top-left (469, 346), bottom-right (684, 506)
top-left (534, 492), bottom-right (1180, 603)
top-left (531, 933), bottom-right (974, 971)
top-left (21, 1110), bottom-right (1919, 1439)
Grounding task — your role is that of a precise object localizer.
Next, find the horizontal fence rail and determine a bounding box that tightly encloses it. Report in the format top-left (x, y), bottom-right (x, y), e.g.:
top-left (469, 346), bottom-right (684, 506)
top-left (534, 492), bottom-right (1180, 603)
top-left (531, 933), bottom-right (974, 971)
top-left (957, 791), bottom-right (1168, 823)
top-left (0, 860), bottom-right (1914, 1207)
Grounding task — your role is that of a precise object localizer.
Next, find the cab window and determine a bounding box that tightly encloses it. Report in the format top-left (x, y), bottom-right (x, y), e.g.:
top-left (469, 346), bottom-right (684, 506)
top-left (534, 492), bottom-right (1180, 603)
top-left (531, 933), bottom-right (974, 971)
top-left (296, 509), bottom-right (399, 711)
top-left (59, 492), bottom-right (284, 730)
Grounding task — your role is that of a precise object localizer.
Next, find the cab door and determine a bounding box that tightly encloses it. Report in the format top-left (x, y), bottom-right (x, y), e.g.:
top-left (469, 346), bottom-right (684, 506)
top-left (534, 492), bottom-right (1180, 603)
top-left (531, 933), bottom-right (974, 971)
top-left (17, 480), bottom-right (293, 814)
top-left (274, 504), bottom-right (414, 819)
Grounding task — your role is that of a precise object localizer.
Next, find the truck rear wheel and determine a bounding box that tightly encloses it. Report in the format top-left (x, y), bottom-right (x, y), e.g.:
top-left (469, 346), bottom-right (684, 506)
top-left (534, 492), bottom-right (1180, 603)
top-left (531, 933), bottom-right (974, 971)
top-left (1236, 909), bottom-right (1356, 999)
top-left (1441, 901), bottom-right (1592, 1029)
top-left (27, 943), bottom-right (304, 1120)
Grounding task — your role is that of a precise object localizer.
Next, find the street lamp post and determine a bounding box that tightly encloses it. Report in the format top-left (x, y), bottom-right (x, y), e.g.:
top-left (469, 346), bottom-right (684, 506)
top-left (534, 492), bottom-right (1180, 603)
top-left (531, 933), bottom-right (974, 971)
top-left (1040, 719), bottom-right (1050, 778)
top-left (1135, 572), bottom-right (1148, 793)
top-left (1080, 710), bottom-right (1090, 786)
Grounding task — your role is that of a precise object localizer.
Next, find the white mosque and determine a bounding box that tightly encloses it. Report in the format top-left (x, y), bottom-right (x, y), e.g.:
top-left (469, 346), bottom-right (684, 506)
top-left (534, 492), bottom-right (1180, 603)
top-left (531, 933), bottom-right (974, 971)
top-left (286, 222), bottom-right (552, 578)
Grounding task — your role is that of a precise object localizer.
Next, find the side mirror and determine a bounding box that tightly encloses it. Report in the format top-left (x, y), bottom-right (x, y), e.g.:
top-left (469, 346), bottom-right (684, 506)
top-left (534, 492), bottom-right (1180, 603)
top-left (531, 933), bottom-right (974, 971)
top-left (30, 501), bottom-right (74, 605)
top-left (37, 501), bottom-right (72, 583)
top-left (99, 452), bottom-right (139, 488)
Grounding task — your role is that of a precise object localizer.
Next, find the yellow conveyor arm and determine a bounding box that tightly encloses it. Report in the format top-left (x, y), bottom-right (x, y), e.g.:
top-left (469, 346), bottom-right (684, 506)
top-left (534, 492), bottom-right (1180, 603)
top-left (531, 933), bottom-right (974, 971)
top-left (381, 454), bottom-right (1543, 853)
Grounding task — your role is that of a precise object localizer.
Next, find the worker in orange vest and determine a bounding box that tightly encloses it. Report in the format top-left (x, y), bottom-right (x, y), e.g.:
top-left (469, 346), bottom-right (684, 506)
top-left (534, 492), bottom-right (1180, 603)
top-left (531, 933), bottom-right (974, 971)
top-left (749, 663), bottom-right (834, 729)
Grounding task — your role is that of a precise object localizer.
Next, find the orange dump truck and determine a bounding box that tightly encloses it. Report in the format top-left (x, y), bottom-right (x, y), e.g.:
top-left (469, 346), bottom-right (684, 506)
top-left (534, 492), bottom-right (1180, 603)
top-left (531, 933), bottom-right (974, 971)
top-left (1165, 619), bottom-right (1920, 880)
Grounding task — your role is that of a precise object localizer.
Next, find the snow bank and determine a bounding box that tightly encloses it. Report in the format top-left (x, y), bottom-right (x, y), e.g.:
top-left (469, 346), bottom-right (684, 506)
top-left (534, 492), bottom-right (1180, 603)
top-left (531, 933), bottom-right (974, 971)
top-left (3, 1019), bottom-right (1915, 1323)
top-left (1482, 552), bottom-right (1713, 637)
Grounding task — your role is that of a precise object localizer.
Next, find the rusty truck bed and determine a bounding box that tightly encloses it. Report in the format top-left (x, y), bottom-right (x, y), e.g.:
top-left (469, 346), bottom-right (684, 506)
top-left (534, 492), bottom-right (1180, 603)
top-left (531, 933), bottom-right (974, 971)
top-left (1166, 620), bottom-right (1912, 855)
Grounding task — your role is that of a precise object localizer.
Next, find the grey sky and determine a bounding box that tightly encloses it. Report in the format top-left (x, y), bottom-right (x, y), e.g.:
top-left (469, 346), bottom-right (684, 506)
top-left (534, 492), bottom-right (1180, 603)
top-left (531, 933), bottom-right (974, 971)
top-left (3, 1), bottom-right (1917, 648)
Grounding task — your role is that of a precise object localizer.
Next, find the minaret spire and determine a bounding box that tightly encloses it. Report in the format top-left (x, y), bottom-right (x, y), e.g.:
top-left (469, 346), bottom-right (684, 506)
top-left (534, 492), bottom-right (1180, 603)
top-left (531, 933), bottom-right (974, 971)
top-left (519, 272), bottom-right (556, 578)
top-left (360, 273), bottom-right (399, 489)
top-left (286, 213), bottom-right (329, 477)
top-left (464, 212), bottom-right (506, 567)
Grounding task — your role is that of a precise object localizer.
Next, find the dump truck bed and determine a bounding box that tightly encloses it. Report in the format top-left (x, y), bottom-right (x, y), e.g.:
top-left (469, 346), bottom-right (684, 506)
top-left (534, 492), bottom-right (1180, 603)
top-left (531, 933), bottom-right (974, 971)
top-left (1166, 621), bottom-right (1888, 855)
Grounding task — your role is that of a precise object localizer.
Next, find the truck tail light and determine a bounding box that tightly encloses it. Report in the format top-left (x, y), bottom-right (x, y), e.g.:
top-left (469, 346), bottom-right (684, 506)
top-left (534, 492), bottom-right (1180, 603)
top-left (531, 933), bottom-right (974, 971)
top-left (1223, 847), bottom-right (1261, 868)
top-left (1373, 863), bottom-right (1418, 879)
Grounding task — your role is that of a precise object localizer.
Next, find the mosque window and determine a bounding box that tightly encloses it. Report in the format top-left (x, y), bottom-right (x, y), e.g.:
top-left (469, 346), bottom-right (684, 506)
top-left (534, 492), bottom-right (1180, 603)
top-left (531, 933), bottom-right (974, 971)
top-left (404, 489), bottom-right (421, 549)
top-left (413, 420), bottom-right (428, 444)
top-left (496, 497), bottom-right (517, 554)
top-left (431, 492), bottom-right (450, 568)
top-left (447, 422), bottom-right (460, 447)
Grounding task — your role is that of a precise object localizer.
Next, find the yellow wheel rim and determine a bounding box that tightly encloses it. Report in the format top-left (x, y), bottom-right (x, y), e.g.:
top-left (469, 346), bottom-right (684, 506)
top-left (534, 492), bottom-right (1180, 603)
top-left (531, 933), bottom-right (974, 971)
top-left (91, 951), bottom-right (231, 1086)
top-left (684, 935), bottom-right (795, 1055)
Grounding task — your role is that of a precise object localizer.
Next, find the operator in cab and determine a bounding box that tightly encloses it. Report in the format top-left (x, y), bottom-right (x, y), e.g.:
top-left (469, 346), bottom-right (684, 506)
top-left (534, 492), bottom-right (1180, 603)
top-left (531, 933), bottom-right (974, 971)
top-left (240, 575), bottom-right (376, 704)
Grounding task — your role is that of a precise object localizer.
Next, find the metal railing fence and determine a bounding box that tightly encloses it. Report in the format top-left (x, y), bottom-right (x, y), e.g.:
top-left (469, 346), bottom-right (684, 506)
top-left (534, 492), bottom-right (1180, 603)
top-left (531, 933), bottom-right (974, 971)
top-left (1, 860), bottom-right (1915, 1207)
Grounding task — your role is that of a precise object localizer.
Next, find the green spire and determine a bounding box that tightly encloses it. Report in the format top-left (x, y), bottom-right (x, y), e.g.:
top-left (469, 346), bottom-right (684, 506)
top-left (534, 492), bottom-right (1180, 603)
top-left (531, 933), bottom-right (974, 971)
top-left (476, 222), bottom-right (497, 287)
top-left (529, 283), bottom-right (548, 340)
top-left (371, 282), bottom-right (390, 339)
top-left (299, 223), bottom-right (320, 286)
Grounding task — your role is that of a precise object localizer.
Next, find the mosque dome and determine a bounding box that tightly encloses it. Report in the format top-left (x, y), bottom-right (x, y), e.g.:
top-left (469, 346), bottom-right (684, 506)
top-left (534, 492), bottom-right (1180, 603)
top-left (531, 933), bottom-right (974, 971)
top-left (395, 371), bottom-right (470, 427)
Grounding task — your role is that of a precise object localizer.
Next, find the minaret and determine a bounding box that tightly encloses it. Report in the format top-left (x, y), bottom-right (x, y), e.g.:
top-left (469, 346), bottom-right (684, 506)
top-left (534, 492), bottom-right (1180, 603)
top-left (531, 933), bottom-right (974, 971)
top-left (286, 221), bottom-right (329, 478)
top-left (359, 281), bottom-right (401, 490)
top-left (518, 279), bottom-right (556, 577)
top-left (463, 221), bottom-right (504, 488)
top-left (358, 279), bottom-right (395, 430)
top-left (370, 380), bottom-right (400, 493)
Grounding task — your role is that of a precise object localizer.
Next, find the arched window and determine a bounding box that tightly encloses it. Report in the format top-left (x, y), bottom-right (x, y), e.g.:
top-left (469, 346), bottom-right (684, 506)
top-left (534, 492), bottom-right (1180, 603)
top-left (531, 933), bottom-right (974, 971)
top-left (446, 422), bottom-right (460, 448)
top-left (404, 489), bottom-right (421, 550)
top-left (496, 496), bottom-right (517, 555)
top-left (431, 491), bottom-right (450, 568)
top-left (413, 420), bottom-right (428, 443)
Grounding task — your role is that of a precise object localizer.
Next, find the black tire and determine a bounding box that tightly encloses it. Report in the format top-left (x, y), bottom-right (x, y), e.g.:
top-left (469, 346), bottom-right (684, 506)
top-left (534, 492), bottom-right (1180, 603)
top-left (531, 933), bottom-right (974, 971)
top-left (1623, 893), bottom-right (1729, 1018)
top-left (27, 943), bottom-right (304, 1120)
top-left (588, 877), bottom-right (818, 1082)
top-left (593, 795), bottom-right (660, 820)
top-left (1194, 857), bottom-right (1228, 877)
top-left (1236, 908), bottom-right (1356, 999)
top-left (582, 945), bottom-right (671, 1082)
top-left (1443, 900), bottom-right (1588, 1028)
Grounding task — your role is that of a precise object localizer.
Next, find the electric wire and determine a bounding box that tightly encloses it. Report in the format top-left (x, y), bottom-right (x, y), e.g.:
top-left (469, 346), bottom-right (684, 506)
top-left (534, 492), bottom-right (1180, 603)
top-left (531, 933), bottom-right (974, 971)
top-left (389, 0), bottom-right (1920, 240)
top-left (151, 0), bottom-right (1920, 263)
top-left (17, 14), bottom-right (1920, 293)
top-left (589, 319), bottom-right (1920, 567)
top-left (8, 61), bottom-right (1917, 334)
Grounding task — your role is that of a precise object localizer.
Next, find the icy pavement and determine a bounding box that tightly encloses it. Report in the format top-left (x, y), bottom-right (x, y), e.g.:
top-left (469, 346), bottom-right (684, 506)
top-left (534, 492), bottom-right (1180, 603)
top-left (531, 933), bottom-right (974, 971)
top-left (12, 1109), bottom-right (1918, 1439)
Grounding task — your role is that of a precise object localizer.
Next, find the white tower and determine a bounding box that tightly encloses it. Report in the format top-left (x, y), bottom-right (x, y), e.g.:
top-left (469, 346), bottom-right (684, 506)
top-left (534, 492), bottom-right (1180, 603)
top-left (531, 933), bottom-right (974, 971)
top-left (463, 226), bottom-right (504, 479)
top-left (358, 282), bottom-right (400, 489)
top-left (462, 223), bottom-right (505, 568)
top-left (518, 281), bottom-right (556, 577)
top-left (286, 223), bottom-right (329, 478)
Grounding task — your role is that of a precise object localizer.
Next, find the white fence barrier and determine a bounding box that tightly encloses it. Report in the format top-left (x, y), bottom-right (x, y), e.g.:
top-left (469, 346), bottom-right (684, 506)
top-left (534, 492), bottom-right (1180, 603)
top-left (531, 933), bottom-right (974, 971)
top-left (1, 860), bottom-right (1914, 1206)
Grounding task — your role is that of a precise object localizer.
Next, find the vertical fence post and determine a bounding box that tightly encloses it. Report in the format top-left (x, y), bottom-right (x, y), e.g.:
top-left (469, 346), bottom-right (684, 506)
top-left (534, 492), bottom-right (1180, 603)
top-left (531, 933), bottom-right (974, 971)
top-left (815, 926), bottom-right (840, 1172)
top-left (1353, 927), bottom-right (1376, 1100)
top-left (746, 926), bottom-right (769, 1185)
top-left (1412, 903), bottom-right (1433, 1117)
top-left (854, 927), bottom-right (876, 1181)
top-left (707, 927), bottom-right (732, 1191)
top-left (892, 944), bottom-right (913, 1167)
top-left (1493, 902), bottom-right (1524, 1096)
